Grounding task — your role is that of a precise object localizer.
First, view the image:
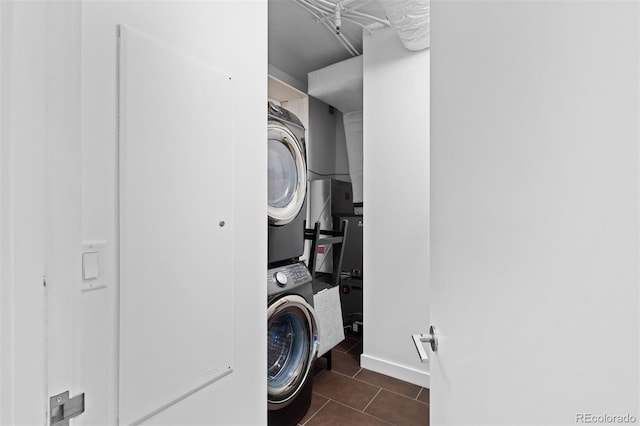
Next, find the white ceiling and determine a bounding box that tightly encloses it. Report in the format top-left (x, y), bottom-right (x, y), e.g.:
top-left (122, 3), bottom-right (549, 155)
top-left (268, 0), bottom-right (388, 85)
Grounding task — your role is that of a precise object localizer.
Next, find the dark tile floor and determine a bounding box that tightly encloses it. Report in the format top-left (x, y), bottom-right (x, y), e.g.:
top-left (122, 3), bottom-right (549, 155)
top-left (299, 335), bottom-right (430, 426)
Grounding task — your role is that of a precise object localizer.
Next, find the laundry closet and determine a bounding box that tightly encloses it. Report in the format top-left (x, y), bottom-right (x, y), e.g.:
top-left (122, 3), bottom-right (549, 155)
top-left (268, 68), bottom-right (363, 326)
top-left (266, 0), bottom-right (430, 424)
top-left (5, 1), bottom-right (639, 425)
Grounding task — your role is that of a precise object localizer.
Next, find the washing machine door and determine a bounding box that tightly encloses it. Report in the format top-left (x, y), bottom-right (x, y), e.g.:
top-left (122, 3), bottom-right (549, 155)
top-left (268, 121), bottom-right (307, 225)
top-left (267, 294), bottom-right (318, 408)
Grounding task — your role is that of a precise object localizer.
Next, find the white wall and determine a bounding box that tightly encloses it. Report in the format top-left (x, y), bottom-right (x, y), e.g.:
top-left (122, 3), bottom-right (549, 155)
top-left (1, 1), bottom-right (267, 424)
top-left (308, 96), bottom-right (350, 180)
top-left (0, 3), bottom-right (48, 424)
top-left (81, 2), bottom-right (267, 424)
top-left (334, 111), bottom-right (351, 182)
top-left (362, 27), bottom-right (430, 387)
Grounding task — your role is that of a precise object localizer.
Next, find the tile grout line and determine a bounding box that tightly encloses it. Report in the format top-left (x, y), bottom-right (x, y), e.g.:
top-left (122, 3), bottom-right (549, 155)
top-left (300, 398), bottom-right (331, 426)
top-left (331, 369), bottom-right (360, 380)
top-left (327, 396), bottom-right (395, 426)
top-left (339, 370), bottom-right (425, 403)
top-left (362, 387), bottom-right (383, 413)
top-left (311, 365), bottom-right (428, 425)
top-left (320, 368), bottom-right (428, 405)
top-left (311, 390), bottom-right (334, 402)
top-left (313, 370), bottom-right (427, 424)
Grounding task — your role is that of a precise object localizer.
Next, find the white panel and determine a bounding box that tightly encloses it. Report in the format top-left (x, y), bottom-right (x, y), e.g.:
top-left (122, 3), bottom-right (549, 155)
top-left (119, 26), bottom-right (234, 425)
top-left (431, 1), bottom-right (639, 424)
top-left (362, 26), bottom-right (430, 386)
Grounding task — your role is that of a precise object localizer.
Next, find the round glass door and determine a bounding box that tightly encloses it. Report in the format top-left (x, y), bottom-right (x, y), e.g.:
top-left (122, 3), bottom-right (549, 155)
top-left (267, 295), bottom-right (318, 407)
top-left (268, 139), bottom-right (298, 209)
top-left (267, 122), bottom-right (307, 225)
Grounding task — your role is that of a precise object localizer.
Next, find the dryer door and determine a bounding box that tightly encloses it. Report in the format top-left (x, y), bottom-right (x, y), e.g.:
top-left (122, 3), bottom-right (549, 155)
top-left (267, 294), bottom-right (318, 408)
top-left (268, 122), bottom-right (307, 225)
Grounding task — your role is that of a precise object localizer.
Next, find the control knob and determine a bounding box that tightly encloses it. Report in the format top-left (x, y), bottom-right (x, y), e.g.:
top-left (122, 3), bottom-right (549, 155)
top-left (274, 271), bottom-right (288, 286)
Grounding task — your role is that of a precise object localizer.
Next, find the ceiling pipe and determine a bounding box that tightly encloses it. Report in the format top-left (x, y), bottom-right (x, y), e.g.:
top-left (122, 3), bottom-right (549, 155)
top-left (338, 16), bottom-right (374, 33)
top-left (307, 0), bottom-right (335, 12)
top-left (297, 0), bottom-right (427, 56)
top-left (348, 9), bottom-right (390, 27)
top-left (298, 0), bottom-right (332, 17)
top-left (297, 0), bottom-right (360, 55)
top-left (316, 7), bottom-right (385, 29)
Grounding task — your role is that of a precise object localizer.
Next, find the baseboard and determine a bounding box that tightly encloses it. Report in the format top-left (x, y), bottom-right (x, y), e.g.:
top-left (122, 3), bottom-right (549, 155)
top-left (360, 353), bottom-right (430, 388)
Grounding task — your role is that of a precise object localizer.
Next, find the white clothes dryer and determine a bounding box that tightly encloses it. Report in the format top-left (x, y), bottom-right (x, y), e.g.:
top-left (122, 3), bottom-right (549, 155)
top-left (268, 102), bottom-right (308, 266)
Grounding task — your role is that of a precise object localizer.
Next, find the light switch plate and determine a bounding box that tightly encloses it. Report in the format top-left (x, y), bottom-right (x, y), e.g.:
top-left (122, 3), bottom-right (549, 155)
top-left (83, 251), bottom-right (100, 280)
top-left (81, 240), bottom-right (107, 292)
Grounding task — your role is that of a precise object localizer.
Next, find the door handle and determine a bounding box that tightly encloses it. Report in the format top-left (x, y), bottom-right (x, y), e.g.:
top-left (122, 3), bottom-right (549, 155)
top-left (50, 391), bottom-right (85, 426)
top-left (412, 325), bottom-right (438, 363)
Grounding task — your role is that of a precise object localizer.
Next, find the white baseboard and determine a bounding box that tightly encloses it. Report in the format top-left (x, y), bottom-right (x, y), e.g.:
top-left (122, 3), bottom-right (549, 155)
top-left (360, 353), bottom-right (430, 388)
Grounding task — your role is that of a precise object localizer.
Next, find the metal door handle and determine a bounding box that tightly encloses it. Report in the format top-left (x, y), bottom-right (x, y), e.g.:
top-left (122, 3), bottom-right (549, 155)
top-left (412, 325), bottom-right (438, 363)
top-left (50, 391), bottom-right (85, 426)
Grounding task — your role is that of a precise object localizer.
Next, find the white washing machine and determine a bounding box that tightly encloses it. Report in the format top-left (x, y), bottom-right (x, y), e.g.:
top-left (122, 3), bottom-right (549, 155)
top-left (267, 262), bottom-right (318, 425)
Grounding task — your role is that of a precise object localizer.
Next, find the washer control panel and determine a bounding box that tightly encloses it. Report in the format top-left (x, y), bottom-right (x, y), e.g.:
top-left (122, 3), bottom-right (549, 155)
top-left (274, 271), bottom-right (288, 286)
top-left (267, 262), bottom-right (312, 292)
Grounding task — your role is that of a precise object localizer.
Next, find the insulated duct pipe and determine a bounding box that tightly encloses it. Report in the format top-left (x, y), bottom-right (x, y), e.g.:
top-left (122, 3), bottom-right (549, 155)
top-left (377, 0), bottom-right (430, 51)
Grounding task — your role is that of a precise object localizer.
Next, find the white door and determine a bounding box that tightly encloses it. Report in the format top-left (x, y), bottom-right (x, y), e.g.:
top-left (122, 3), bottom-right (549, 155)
top-left (43, 1), bottom-right (87, 425)
top-left (0, 2), bottom-right (81, 425)
top-left (429, 1), bottom-right (639, 425)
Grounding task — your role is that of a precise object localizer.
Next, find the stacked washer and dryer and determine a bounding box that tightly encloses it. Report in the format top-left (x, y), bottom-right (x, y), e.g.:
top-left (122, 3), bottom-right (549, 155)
top-left (266, 102), bottom-right (318, 426)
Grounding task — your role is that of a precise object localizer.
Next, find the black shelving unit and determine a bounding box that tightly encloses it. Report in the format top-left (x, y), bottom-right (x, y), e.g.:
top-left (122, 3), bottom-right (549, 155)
top-left (304, 219), bottom-right (349, 370)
